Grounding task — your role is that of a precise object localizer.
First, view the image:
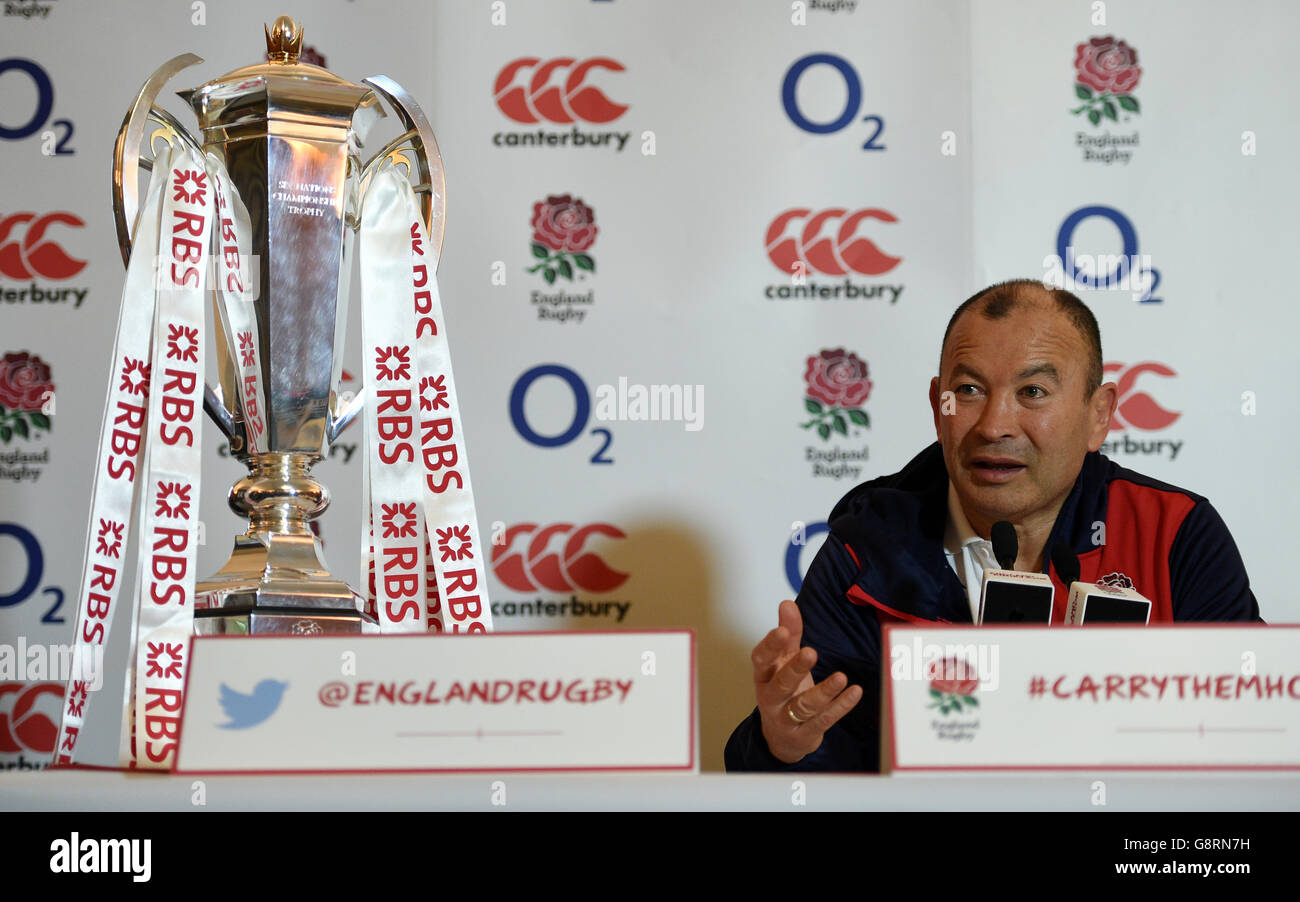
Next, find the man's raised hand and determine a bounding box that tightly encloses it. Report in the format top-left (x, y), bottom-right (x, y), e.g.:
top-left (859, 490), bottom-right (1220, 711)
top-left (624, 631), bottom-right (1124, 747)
top-left (751, 600), bottom-right (863, 764)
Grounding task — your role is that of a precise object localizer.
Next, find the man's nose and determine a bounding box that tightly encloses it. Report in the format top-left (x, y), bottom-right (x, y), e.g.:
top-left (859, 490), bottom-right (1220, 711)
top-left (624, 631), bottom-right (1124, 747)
top-left (974, 390), bottom-right (1018, 441)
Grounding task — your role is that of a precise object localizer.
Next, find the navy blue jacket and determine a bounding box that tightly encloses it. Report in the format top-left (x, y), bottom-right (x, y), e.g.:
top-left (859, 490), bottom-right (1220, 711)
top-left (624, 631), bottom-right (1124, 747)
top-left (724, 442), bottom-right (1262, 773)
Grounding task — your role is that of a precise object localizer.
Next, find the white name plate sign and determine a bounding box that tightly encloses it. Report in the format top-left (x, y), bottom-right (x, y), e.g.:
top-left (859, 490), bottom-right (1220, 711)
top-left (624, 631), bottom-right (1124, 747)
top-left (175, 631), bottom-right (695, 773)
top-left (882, 625), bottom-right (1300, 771)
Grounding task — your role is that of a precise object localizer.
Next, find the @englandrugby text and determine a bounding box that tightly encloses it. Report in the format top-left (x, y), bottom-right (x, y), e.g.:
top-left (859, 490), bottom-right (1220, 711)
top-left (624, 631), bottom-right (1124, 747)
top-left (317, 677), bottom-right (634, 707)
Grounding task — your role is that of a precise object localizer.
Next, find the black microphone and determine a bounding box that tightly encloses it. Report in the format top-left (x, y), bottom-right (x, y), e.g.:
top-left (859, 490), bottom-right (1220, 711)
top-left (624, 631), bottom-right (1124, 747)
top-left (1051, 543), bottom-right (1081, 587)
top-left (978, 521), bottom-right (1054, 624)
top-left (1053, 542), bottom-right (1152, 625)
top-left (991, 520), bottom-right (1018, 569)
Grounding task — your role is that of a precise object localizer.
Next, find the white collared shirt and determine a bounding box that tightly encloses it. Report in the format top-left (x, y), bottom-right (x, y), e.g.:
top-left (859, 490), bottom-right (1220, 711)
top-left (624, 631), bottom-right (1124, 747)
top-left (941, 481), bottom-right (1001, 623)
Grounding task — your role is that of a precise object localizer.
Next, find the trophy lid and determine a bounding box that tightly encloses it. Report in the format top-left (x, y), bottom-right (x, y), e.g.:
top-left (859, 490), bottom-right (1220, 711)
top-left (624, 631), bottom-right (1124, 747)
top-left (179, 15), bottom-right (380, 135)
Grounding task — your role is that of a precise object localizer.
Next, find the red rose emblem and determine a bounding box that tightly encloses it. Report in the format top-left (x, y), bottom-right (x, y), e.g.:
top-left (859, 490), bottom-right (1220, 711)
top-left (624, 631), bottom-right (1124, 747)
top-left (1074, 36), bottom-right (1141, 95)
top-left (1098, 572), bottom-right (1134, 590)
top-left (532, 195), bottom-right (598, 253)
top-left (300, 46), bottom-right (327, 68)
top-left (928, 657), bottom-right (979, 696)
top-left (0, 351), bottom-right (54, 412)
top-left (804, 349), bottom-right (872, 408)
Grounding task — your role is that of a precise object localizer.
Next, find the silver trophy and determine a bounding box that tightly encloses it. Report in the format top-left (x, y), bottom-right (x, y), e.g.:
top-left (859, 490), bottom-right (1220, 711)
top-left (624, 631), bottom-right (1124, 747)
top-left (111, 15), bottom-right (445, 634)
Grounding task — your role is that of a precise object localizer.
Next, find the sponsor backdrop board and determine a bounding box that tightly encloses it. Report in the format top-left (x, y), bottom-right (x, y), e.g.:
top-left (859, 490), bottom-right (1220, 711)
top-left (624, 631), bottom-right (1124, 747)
top-left (0, 0), bottom-right (1292, 774)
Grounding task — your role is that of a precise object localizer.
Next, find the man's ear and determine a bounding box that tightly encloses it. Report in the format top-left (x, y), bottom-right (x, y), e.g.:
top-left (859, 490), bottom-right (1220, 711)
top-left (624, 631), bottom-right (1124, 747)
top-left (1087, 381), bottom-right (1118, 451)
top-left (929, 376), bottom-right (943, 443)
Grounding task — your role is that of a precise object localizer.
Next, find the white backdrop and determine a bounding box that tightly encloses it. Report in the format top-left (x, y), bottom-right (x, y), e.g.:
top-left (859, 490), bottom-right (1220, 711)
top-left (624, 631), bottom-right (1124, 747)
top-left (0, 0), bottom-right (1293, 773)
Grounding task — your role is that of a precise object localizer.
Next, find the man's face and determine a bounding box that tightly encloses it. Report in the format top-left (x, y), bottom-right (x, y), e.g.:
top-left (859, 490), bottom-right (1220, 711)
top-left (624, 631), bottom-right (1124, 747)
top-left (928, 300), bottom-right (1116, 533)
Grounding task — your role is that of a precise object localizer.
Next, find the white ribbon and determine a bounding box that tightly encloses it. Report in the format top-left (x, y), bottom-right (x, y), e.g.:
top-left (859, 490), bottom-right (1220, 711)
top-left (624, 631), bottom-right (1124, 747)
top-left (53, 142), bottom-right (175, 766)
top-left (53, 139), bottom-right (211, 769)
top-left (127, 142), bottom-right (210, 768)
top-left (360, 169), bottom-right (492, 634)
top-left (209, 155), bottom-right (267, 454)
top-left (360, 169), bottom-right (429, 633)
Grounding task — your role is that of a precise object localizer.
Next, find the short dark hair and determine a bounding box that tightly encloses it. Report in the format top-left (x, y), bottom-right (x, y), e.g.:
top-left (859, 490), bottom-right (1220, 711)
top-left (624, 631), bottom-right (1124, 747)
top-left (940, 279), bottom-right (1103, 395)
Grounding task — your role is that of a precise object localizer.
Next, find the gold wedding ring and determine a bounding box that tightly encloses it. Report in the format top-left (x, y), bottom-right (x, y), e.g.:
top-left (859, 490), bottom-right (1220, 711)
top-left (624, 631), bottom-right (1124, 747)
top-left (786, 703), bottom-right (808, 724)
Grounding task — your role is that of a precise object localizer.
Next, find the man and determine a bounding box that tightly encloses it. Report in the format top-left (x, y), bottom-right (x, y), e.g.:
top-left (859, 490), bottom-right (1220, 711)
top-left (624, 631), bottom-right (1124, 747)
top-left (725, 279), bottom-right (1262, 772)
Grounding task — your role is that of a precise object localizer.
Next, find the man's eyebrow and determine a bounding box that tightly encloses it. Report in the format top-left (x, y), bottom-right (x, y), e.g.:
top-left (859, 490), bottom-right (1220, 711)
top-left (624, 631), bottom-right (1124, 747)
top-left (1016, 363), bottom-right (1060, 381)
top-left (949, 363), bottom-right (985, 382)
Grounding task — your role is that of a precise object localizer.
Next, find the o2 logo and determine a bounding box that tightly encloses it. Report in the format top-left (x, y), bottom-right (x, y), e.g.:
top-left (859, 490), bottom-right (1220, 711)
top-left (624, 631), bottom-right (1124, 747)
top-left (509, 364), bottom-right (613, 464)
top-left (0, 523), bottom-right (65, 623)
top-left (781, 54), bottom-right (885, 151)
top-left (0, 59), bottom-right (74, 155)
top-left (784, 520), bottom-right (830, 593)
top-left (1050, 205), bottom-right (1161, 303)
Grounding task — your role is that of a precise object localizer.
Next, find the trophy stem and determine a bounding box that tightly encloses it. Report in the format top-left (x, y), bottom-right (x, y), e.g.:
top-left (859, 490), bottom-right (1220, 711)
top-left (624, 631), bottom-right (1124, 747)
top-left (194, 450), bottom-right (371, 634)
top-left (230, 451), bottom-right (328, 538)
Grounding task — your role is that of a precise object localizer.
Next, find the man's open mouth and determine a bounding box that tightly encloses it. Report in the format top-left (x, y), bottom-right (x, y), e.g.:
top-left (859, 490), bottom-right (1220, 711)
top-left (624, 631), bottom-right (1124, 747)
top-left (970, 458), bottom-right (1027, 480)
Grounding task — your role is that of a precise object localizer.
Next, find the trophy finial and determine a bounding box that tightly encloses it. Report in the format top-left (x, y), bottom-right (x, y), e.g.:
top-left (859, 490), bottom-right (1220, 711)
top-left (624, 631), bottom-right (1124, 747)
top-left (264, 15), bottom-right (303, 62)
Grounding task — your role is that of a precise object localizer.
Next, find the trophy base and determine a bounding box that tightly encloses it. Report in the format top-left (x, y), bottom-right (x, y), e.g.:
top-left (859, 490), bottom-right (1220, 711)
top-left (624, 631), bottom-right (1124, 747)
top-left (193, 605), bottom-right (375, 636)
top-left (195, 532), bottom-right (375, 636)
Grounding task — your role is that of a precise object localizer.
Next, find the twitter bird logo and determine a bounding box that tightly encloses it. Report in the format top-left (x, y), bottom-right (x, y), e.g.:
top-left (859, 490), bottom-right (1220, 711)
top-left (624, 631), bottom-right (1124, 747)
top-left (218, 680), bottom-right (289, 729)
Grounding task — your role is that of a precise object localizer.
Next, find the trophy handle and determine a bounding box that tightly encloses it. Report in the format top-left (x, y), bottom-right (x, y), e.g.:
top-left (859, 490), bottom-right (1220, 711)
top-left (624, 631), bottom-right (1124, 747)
top-left (112, 53), bottom-right (206, 267)
top-left (113, 53), bottom-right (242, 447)
top-left (327, 387), bottom-right (365, 446)
top-left (330, 76), bottom-right (447, 445)
top-left (360, 75), bottom-right (447, 270)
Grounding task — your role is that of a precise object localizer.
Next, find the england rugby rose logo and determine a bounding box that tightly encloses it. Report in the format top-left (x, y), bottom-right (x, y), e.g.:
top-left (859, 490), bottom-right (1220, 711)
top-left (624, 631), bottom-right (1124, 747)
top-left (528, 194), bottom-right (597, 284)
top-left (802, 348), bottom-right (871, 441)
top-left (1072, 36), bottom-right (1141, 125)
top-left (300, 46), bottom-right (327, 68)
top-left (927, 656), bottom-right (979, 715)
top-left (1098, 571), bottom-right (1135, 590)
top-left (0, 351), bottom-right (54, 443)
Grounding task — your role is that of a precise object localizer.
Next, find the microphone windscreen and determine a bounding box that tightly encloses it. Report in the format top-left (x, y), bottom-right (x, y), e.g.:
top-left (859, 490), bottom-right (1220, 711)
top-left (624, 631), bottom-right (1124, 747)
top-left (991, 521), bottom-right (1018, 570)
top-left (1051, 542), bottom-right (1081, 587)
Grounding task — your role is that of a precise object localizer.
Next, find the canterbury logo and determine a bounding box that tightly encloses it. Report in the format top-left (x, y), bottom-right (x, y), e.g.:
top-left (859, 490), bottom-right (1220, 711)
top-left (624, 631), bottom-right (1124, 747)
top-left (494, 57), bottom-right (629, 124)
top-left (0, 682), bottom-right (61, 755)
top-left (0, 212), bottom-right (87, 280)
top-left (492, 522), bottom-right (630, 593)
top-left (765, 208), bottom-right (901, 276)
top-left (1104, 361), bottom-right (1180, 432)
